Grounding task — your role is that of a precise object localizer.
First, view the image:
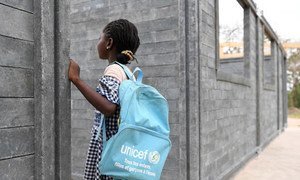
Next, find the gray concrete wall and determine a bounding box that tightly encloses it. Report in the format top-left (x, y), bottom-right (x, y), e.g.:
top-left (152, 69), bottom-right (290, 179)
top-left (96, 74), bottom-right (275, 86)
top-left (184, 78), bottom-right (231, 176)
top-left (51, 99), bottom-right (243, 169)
top-left (200, 2), bottom-right (258, 179)
top-left (70, 2), bottom-right (109, 178)
top-left (0, 1), bottom-right (35, 179)
top-left (219, 58), bottom-right (244, 76)
top-left (69, 0), bottom-right (287, 179)
top-left (70, 0), bottom-right (182, 179)
top-left (200, 0), bottom-right (286, 180)
top-left (0, 0), bottom-right (286, 179)
top-left (0, 0), bottom-right (71, 179)
top-left (264, 56), bottom-right (274, 85)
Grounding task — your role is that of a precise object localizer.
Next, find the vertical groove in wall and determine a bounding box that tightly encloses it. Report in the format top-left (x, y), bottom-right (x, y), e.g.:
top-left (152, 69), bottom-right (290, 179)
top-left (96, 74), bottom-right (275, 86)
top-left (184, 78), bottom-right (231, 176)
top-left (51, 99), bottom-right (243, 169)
top-left (244, 8), bottom-right (250, 79)
top-left (53, 0), bottom-right (59, 178)
top-left (282, 55), bottom-right (285, 129)
top-left (277, 47), bottom-right (280, 130)
top-left (215, 0), bottom-right (219, 71)
top-left (283, 58), bottom-right (288, 126)
top-left (33, 1), bottom-right (41, 178)
top-left (284, 59), bottom-right (286, 124)
top-left (255, 18), bottom-right (260, 147)
top-left (272, 43), bottom-right (279, 130)
top-left (197, 0), bottom-right (201, 178)
top-left (184, 0), bottom-right (190, 179)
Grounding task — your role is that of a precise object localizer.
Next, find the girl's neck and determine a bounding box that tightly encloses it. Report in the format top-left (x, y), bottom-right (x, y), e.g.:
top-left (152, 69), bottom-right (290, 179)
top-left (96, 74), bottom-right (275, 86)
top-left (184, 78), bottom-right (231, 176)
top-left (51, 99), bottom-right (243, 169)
top-left (108, 52), bottom-right (117, 65)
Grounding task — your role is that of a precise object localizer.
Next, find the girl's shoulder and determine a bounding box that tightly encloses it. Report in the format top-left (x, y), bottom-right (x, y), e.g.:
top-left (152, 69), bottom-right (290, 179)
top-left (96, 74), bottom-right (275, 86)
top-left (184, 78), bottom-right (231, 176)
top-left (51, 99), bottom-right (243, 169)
top-left (104, 64), bottom-right (127, 82)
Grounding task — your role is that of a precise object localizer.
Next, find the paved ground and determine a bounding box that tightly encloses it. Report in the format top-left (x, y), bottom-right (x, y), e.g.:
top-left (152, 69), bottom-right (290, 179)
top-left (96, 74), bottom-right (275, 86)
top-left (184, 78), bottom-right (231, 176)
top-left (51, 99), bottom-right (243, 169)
top-left (232, 118), bottom-right (300, 180)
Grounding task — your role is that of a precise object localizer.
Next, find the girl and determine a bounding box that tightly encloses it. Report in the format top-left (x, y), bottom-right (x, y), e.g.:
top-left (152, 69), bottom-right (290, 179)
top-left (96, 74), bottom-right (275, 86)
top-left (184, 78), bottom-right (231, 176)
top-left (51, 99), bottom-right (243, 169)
top-left (68, 19), bottom-right (140, 180)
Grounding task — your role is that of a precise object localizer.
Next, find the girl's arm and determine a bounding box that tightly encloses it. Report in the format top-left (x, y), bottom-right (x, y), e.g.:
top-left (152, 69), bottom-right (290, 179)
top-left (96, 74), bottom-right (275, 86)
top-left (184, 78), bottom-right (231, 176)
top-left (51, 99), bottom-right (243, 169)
top-left (68, 59), bottom-right (117, 116)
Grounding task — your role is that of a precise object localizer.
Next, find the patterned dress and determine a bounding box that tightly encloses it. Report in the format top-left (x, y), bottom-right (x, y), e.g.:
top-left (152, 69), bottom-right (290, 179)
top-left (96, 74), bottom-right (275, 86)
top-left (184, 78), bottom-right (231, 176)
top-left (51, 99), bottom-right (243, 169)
top-left (84, 75), bottom-right (121, 180)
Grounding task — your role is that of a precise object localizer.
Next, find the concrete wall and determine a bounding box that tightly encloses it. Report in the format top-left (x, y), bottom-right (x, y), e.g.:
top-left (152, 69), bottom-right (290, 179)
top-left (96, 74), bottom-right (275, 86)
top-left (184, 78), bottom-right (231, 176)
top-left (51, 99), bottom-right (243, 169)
top-left (70, 1), bottom-right (107, 178)
top-left (263, 56), bottom-right (274, 85)
top-left (70, 1), bottom-right (183, 179)
top-left (219, 58), bottom-right (244, 76)
top-left (0, 0), bottom-right (71, 179)
top-left (69, 0), bottom-right (287, 179)
top-left (0, 1), bottom-right (35, 179)
top-left (0, 0), bottom-right (287, 179)
top-left (200, 1), bottom-right (286, 180)
top-left (200, 2), bottom-right (258, 179)
top-left (0, 0), bottom-right (286, 179)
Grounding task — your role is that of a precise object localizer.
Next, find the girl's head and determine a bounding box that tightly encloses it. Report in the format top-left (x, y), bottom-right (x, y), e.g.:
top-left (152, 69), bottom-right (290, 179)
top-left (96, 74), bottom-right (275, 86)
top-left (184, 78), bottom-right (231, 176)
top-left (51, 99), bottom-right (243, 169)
top-left (97, 19), bottom-right (140, 64)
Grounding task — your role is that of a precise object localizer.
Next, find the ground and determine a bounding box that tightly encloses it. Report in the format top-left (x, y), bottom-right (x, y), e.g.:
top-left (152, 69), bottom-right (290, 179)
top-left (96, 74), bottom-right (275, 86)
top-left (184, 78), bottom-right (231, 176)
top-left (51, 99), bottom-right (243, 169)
top-left (231, 113), bottom-right (300, 180)
top-left (288, 107), bottom-right (300, 119)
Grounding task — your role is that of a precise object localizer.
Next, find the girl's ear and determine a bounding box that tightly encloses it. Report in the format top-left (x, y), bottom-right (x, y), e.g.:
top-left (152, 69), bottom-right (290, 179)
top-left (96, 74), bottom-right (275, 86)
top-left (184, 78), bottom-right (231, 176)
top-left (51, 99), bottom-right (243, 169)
top-left (106, 37), bottom-right (114, 50)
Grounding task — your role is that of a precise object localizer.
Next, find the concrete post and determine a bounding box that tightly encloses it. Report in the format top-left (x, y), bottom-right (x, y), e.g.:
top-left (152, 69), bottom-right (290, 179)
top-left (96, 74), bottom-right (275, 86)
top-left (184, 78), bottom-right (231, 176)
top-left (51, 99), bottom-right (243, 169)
top-left (34, 0), bottom-right (70, 179)
top-left (54, 0), bottom-right (71, 179)
top-left (179, 0), bottom-right (201, 179)
top-left (256, 18), bottom-right (263, 147)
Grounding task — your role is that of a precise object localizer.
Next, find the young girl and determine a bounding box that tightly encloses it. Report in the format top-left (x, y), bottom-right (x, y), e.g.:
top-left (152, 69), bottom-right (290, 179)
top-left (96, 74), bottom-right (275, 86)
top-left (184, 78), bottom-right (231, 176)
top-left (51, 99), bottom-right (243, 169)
top-left (68, 19), bottom-right (140, 180)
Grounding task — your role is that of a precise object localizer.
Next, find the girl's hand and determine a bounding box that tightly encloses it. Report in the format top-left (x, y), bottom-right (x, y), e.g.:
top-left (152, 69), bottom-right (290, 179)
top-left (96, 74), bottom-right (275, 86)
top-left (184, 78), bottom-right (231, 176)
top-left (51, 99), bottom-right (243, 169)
top-left (68, 59), bottom-right (80, 83)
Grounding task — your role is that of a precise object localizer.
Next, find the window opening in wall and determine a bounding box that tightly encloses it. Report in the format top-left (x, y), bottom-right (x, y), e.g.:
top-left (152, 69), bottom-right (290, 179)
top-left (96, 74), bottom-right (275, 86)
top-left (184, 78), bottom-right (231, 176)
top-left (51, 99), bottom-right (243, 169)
top-left (218, 0), bottom-right (245, 76)
top-left (263, 31), bottom-right (274, 85)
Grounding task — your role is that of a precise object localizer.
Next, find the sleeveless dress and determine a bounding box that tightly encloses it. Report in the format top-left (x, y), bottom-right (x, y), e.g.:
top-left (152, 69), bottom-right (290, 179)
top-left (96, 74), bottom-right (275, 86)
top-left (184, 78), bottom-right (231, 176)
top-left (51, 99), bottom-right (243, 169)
top-left (84, 64), bottom-right (127, 180)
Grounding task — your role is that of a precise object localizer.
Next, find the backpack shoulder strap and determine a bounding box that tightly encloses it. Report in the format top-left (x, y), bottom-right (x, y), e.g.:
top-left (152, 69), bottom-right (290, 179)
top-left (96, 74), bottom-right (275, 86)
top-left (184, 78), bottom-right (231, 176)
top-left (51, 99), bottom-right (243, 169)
top-left (114, 62), bottom-right (143, 83)
top-left (114, 62), bottom-right (135, 81)
top-left (95, 115), bottom-right (107, 144)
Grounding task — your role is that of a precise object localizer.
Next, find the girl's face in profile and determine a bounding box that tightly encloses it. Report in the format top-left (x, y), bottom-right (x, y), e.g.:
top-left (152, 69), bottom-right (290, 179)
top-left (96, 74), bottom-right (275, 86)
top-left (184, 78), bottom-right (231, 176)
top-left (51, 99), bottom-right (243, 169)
top-left (97, 32), bottom-right (109, 60)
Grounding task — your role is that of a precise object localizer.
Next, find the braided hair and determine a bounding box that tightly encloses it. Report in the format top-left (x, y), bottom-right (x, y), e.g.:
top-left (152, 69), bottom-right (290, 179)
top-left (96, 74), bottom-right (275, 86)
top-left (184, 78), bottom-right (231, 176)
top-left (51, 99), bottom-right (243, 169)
top-left (103, 19), bottom-right (140, 64)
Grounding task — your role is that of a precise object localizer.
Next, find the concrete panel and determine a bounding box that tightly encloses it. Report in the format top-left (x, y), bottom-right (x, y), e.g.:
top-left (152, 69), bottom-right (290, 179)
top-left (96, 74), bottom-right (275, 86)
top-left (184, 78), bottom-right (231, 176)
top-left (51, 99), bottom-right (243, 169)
top-left (70, 0), bottom-right (181, 178)
top-left (0, 98), bottom-right (34, 128)
top-left (0, 36), bottom-right (34, 69)
top-left (219, 58), bottom-right (244, 76)
top-left (136, 17), bottom-right (178, 33)
top-left (69, 0), bottom-right (285, 180)
top-left (141, 65), bottom-right (179, 77)
top-left (138, 41), bottom-right (178, 55)
top-left (33, 0), bottom-right (71, 178)
top-left (0, 0), bottom-right (33, 12)
top-left (0, 5), bottom-right (33, 41)
top-left (0, 126), bottom-right (34, 160)
top-left (0, 67), bottom-right (33, 97)
top-left (264, 57), bottom-right (274, 85)
top-left (33, 0), bottom-right (56, 178)
top-left (0, 155), bottom-right (34, 180)
top-left (54, 0), bottom-right (71, 178)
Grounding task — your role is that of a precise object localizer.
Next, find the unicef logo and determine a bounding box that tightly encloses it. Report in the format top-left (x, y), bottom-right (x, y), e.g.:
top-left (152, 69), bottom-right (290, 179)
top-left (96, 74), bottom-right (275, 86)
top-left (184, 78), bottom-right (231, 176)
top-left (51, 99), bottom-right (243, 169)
top-left (148, 151), bottom-right (160, 164)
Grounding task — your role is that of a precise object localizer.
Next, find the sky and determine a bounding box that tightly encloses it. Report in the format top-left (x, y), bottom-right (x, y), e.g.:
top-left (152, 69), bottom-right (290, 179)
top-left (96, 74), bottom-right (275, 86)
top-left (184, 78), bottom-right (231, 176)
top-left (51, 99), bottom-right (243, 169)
top-left (220, 0), bottom-right (300, 42)
top-left (253, 0), bottom-right (300, 41)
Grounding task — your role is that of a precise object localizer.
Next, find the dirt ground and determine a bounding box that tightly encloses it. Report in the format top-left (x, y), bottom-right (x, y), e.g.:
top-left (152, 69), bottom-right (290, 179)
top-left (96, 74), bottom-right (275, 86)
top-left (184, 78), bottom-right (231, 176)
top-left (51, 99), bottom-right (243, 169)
top-left (231, 118), bottom-right (300, 180)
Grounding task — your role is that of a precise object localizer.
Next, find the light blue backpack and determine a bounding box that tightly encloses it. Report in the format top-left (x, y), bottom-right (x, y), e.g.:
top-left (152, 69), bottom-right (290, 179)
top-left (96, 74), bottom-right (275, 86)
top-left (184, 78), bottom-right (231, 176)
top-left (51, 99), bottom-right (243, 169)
top-left (96, 62), bottom-right (172, 180)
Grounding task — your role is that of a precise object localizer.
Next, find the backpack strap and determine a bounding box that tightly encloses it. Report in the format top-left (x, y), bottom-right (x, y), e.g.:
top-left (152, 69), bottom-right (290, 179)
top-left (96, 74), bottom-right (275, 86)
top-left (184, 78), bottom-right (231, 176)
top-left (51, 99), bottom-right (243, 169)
top-left (95, 115), bottom-right (107, 146)
top-left (132, 67), bottom-right (143, 83)
top-left (95, 63), bottom-right (144, 144)
top-left (114, 61), bottom-right (143, 83)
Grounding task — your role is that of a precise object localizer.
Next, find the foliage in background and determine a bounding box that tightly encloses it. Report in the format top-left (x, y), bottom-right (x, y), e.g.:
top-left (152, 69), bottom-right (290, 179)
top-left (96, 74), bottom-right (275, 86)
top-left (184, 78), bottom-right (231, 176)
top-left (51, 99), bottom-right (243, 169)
top-left (288, 107), bottom-right (300, 119)
top-left (287, 50), bottom-right (300, 109)
top-left (290, 84), bottom-right (300, 108)
top-left (287, 51), bottom-right (300, 89)
top-left (288, 91), bottom-right (293, 108)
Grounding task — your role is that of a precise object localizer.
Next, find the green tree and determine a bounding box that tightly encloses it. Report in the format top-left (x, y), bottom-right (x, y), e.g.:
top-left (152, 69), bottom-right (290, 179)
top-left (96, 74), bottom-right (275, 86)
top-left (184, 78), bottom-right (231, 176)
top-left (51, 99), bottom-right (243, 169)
top-left (287, 50), bottom-right (300, 108)
top-left (287, 51), bottom-right (300, 87)
top-left (288, 91), bottom-right (294, 107)
top-left (291, 84), bottom-right (300, 108)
